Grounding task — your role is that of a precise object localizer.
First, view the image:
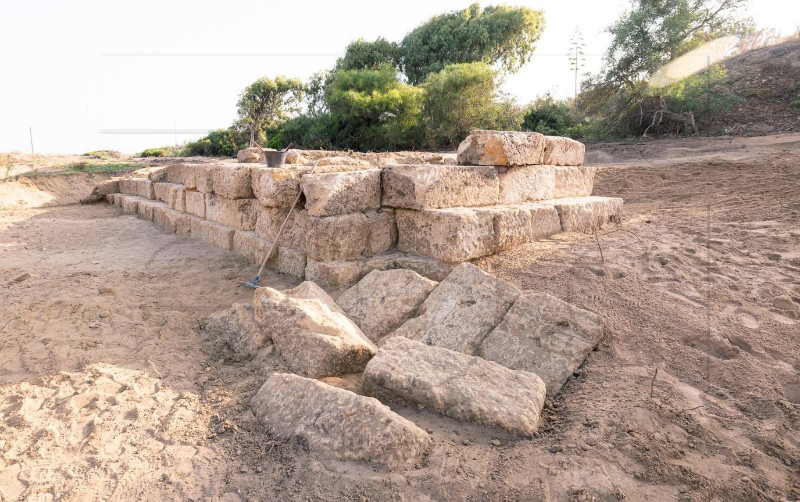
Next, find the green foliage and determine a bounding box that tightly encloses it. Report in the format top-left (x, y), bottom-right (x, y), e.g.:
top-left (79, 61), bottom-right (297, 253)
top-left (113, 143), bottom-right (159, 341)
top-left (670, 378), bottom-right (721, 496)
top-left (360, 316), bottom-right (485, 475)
top-left (83, 150), bottom-right (121, 160)
top-left (237, 76), bottom-right (305, 145)
top-left (181, 128), bottom-right (247, 157)
top-left (335, 38), bottom-right (399, 71)
top-left (522, 95), bottom-right (577, 136)
top-left (22, 162), bottom-right (141, 178)
top-left (266, 114), bottom-right (340, 150)
top-left (400, 3), bottom-right (544, 84)
top-left (141, 146), bottom-right (182, 157)
top-left (661, 64), bottom-right (741, 120)
top-left (422, 62), bottom-right (521, 147)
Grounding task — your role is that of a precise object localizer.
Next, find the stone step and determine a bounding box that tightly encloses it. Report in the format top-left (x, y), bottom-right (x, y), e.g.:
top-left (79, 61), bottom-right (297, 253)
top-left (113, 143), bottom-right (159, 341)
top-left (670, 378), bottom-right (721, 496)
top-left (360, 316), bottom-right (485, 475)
top-left (118, 178), bottom-right (155, 200)
top-left (457, 130), bottom-right (585, 166)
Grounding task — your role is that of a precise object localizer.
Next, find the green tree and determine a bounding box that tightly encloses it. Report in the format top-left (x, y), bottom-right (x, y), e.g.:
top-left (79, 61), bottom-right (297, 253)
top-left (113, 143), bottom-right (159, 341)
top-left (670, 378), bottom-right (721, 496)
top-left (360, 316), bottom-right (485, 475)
top-left (236, 76), bottom-right (305, 146)
top-left (335, 38), bottom-right (399, 71)
top-left (400, 3), bottom-right (544, 84)
top-left (422, 62), bottom-right (521, 147)
top-left (522, 94), bottom-right (577, 136)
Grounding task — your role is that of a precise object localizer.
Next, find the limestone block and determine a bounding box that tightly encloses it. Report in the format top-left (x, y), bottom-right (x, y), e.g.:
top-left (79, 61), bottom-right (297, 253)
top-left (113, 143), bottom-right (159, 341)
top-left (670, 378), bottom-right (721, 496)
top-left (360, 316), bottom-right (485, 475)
top-left (185, 190), bottom-right (206, 218)
top-left (543, 136), bottom-right (585, 166)
top-left (305, 213), bottom-right (370, 261)
top-left (284, 149), bottom-right (306, 164)
top-left (526, 202), bottom-right (564, 239)
top-left (119, 178), bottom-right (155, 199)
top-left (488, 206), bottom-right (533, 251)
top-left (251, 373), bottom-right (430, 467)
top-left (304, 253), bottom-right (452, 290)
top-left (364, 210), bottom-right (397, 255)
top-left (497, 165), bottom-right (555, 204)
top-left (553, 166), bottom-right (596, 198)
top-left (364, 337), bottom-right (546, 436)
top-left (254, 206), bottom-right (308, 250)
top-left (106, 193), bottom-right (118, 205)
top-left (194, 165), bottom-right (215, 193)
top-left (153, 207), bottom-right (193, 236)
top-left (387, 263), bottom-right (520, 355)
top-left (301, 169), bottom-right (381, 217)
top-left (381, 165), bottom-right (499, 210)
top-left (153, 182), bottom-right (186, 212)
top-left (457, 130), bottom-right (546, 166)
top-left (252, 166), bottom-right (312, 208)
top-left (479, 292), bottom-right (605, 394)
top-left (252, 282), bottom-right (377, 378)
top-left (163, 163), bottom-right (197, 189)
top-left (93, 180), bottom-right (119, 196)
top-left (211, 165), bottom-right (254, 199)
top-left (206, 303), bottom-right (266, 359)
top-left (205, 194), bottom-right (257, 230)
top-left (396, 208), bottom-right (496, 263)
top-left (337, 269), bottom-right (437, 343)
top-left (237, 147), bottom-right (265, 163)
top-left (316, 156), bottom-right (371, 167)
top-left (190, 218), bottom-right (234, 250)
top-left (136, 200), bottom-right (167, 221)
top-left (118, 194), bottom-right (142, 214)
top-left (554, 196), bottom-right (623, 233)
top-left (232, 231), bottom-right (307, 277)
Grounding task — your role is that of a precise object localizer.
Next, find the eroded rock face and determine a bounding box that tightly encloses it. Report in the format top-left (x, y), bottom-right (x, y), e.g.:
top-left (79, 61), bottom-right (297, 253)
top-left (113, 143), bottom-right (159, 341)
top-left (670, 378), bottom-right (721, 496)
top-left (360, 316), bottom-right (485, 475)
top-left (479, 292), bottom-right (605, 394)
top-left (553, 196), bottom-right (623, 233)
top-left (238, 147), bottom-right (265, 163)
top-left (205, 303), bottom-right (267, 359)
top-left (381, 165), bottom-right (499, 210)
top-left (301, 169), bottom-right (381, 217)
top-left (337, 269), bottom-right (437, 343)
top-left (251, 373), bottom-right (431, 467)
top-left (363, 337), bottom-right (546, 436)
top-left (543, 136), bottom-right (585, 166)
top-left (252, 282), bottom-right (376, 378)
top-left (386, 263), bottom-right (520, 355)
top-left (457, 130), bottom-right (547, 166)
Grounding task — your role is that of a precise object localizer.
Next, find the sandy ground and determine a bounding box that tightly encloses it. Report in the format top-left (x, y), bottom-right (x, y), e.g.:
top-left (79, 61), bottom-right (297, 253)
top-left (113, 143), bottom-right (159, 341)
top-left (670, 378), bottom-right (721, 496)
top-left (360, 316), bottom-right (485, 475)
top-left (1, 134), bottom-right (799, 501)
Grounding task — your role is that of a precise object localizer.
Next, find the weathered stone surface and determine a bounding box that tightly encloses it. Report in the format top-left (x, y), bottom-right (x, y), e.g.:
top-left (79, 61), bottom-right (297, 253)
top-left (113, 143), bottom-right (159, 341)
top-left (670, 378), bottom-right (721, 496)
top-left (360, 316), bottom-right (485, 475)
top-left (488, 206), bottom-right (533, 251)
top-left (206, 303), bottom-right (267, 358)
top-left (153, 206), bottom-right (194, 236)
top-left (252, 282), bottom-right (377, 378)
top-left (338, 269), bottom-right (437, 343)
top-left (316, 156), bottom-right (371, 167)
top-left (396, 208), bottom-right (496, 262)
top-left (301, 169), bottom-right (380, 217)
top-left (238, 147), bottom-right (265, 163)
top-left (232, 231), bottom-right (307, 277)
top-left (119, 178), bottom-right (155, 199)
top-left (185, 190), bottom-right (206, 218)
top-left (381, 165), bottom-right (499, 210)
top-left (93, 180), bottom-right (119, 196)
top-left (284, 149), bottom-right (306, 164)
top-left (365, 210), bottom-right (397, 255)
top-left (118, 194), bottom-right (142, 214)
top-left (554, 196), bottom-right (623, 233)
top-left (190, 218), bottom-right (234, 250)
top-left (457, 130), bottom-right (546, 167)
top-left (305, 253), bottom-right (452, 290)
top-left (254, 206), bottom-right (308, 250)
top-left (387, 263), bottom-right (520, 355)
top-left (364, 337), bottom-right (546, 436)
top-left (153, 182), bottom-right (186, 212)
top-left (527, 202), bottom-right (564, 239)
top-left (205, 194), bottom-right (257, 230)
top-left (194, 165), bottom-right (215, 193)
top-left (162, 163), bottom-right (197, 189)
top-left (497, 165), bottom-right (555, 204)
top-left (304, 213), bottom-right (370, 261)
top-left (251, 166), bottom-right (310, 207)
top-left (136, 200), bottom-right (167, 221)
top-left (251, 373), bottom-right (430, 467)
top-left (479, 292), bottom-right (605, 394)
top-left (543, 136), bottom-right (585, 166)
top-left (553, 166), bottom-right (596, 198)
top-left (211, 165), bottom-right (254, 199)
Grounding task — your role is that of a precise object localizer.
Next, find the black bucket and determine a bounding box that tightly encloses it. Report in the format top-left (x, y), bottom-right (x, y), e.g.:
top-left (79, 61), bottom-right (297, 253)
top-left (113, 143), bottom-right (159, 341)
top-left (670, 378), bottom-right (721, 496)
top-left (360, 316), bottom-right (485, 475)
top-left (265, 150), bottom-right (288, 167)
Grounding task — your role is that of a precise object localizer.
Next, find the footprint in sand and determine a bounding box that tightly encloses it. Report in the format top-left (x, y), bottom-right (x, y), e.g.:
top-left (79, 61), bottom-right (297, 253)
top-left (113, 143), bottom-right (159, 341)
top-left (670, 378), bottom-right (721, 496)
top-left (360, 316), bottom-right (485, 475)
top-left (735, 308), bottom-right (759, 329)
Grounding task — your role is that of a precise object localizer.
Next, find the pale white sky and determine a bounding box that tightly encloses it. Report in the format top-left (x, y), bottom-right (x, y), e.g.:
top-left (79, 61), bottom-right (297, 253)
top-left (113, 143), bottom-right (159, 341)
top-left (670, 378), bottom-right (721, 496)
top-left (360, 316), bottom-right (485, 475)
top-left (0, 0), bottom-right (796, 154)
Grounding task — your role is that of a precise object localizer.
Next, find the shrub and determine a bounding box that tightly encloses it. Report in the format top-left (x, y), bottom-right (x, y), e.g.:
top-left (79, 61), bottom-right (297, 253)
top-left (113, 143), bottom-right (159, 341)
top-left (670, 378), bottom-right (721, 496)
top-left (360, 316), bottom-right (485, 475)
top-left (141, 146), bottom-right (181, 157)
top-left (181, 128), bottom-right (247, 157)
top-left (522, 95), bottom-right (577, 136)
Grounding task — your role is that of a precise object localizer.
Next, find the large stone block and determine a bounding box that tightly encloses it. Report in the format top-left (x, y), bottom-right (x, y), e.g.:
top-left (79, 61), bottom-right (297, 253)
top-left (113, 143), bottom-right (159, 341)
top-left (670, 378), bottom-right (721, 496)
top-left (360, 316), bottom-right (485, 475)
top-left (252, 166), bottom-right (312, 208)
top-left (381, 165), bottom-right (499, 210)
top-left (553, 166), bottom-right (596, 198)
top-left (252, 282), bottom-right (377, 378)
top-left (478, 292), bottom-right (605, 394)
top-left (232, 231), bottom-right (307, 277)
top-left (364, 337), bottom-right (546, 436)
top-left (554, 196), bottom-right (623, 233)
top-left (185, 190), bottom-right (206, 218)
top-left (153, 182), bottom-right (186, 212)
top-left (304, 253), bottom-right (452, 290)
top-left (364, 210), bottom-right (397, 255)
top-left (254, 206), bottom-right (308, 250)
top-left (337, 269), bottom-right (437, 343)
top-left (396, 208), bottom-right (496, 262)
top-left (206, 303), bottom-right (266, 359)
top-left (238, 147), bottom-right (265, 163)
top-left (251, 373), bottom-right (430, 467)
top-left (190, 218), bottom-right (234, 250)
top-left (118, 178), bottom-right (155, 199)
top-left (205, 194), bottom-right (257, 230)
top-left (117, 194), bottom-right (143, 214)
top-left (301, 169), bottom-right (381, 217)
top-left (489, 205), bottom-right (533, 251)
top-left (497, 165), bottom-right (555, 204)
top-left (457, 130), bottom-right (546, 166)
top-left (136, 200), bottom-right (167, 221)
top-left (543, 136), bottom-right (585, 166)
top-left (211, 164), bottom-right (254, 199)
top-left (194, 165), bottom-right (215, 193)
top-left (153, 206), bottom-right (193, 236)
top-left (305, 211), bottom-right (393, 262)
top-left (387, 263), bottom-right (520, 355)
top-left (527, 202), bottom-right (564, 239)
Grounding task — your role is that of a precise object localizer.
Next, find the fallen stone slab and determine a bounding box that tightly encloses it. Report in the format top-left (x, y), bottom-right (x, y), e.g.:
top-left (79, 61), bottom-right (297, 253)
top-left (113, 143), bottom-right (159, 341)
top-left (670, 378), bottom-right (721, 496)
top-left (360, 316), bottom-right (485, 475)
top-left (153, 206), bottom-right (194, 236)
top-left (211, 164), bottom-right (254, 199)
top-left (457, 130), bottom-right (546, 166)
top-left (254, 206), bottom-right (308, 251)
top-left (118, 178), bottom-right (155, 199)
top-left (205, 194), bottom-right (257, 231)
top-left (363, 337), bottom-right (546, 436)
top-left (479, 292), bottom-right (605, 394)
top-left (497, 165), bottom-right (555, 204)
top-left (206, 303), bottom-right (266, 359)
top-left (337, 269), bottom-right (437, 343)
top-left (396, 207), bottom-right (496, 263)
top-left (387, 263), bottom-right (520, 355)
top-left (252, 282), bottom-right (377, 378)
top-left (232, 231), bottom-right (307, 277)
top-left (301, 169), bottom-right (381, 217)
top-left (553, 196), bottom-right (623, 233)
top-left (136, 200), bottom-right (167, 221)
top-left (543, 136), bottom-right (585, 166)
top-left (381, 165), bottom-right (499, 210)
top-left (553, 166), bottom-right (596, 199)
top-left (305, 211), bottom-right (393, 262)
top-left (305, 252), bottom-right (452, 290)
top-left (238, 147), bottom-right (265, 163)
top-left (251, 373), bottom-right (430, 467)
top-left (190, 218), bottom-right (235, 250)
top-left (185, 190), bottom-right (206, 218)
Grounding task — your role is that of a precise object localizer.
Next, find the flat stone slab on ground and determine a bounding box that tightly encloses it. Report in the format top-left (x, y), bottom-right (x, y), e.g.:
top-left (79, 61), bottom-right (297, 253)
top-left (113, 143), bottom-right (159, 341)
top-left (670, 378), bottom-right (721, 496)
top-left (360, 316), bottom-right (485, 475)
top-left (205, 303), bottom-right (266, 359)
top-left (211, 164), bottom-right (254, 199)
top-left (304, 253), bottom-right (452, 290)
top-left (553, 166), bottom-right (596, 199)
top-left (387, 263), bottom-right (520, 355)
top-left (543, 136), bottom-right (585, 166)
top-left (381, 165), bottom-right (499, 210)
top-left (301, 169), bottom-right (381, 217)
top-left (251, 373), bottom-right (430, 468)
top-left (479, 292), bottom-right (605, 394)
top-left (554, 196), bottom-right (623, 233)
top-left (337, 269), bottom-right (437, 343)
top-left (457, 130), bottom-right (547, 166)
top-left (252, 282), bottom-right (376, 378)
top-left (363, 337), bottom-right (546, 436)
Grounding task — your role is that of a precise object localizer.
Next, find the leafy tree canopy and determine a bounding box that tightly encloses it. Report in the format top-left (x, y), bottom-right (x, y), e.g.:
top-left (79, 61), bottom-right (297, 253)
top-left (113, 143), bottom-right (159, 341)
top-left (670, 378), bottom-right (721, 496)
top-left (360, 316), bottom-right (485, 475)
top-left (236, 76), bottom-right (305, 145)
top-left (335, 38), bottom-right (399, 72)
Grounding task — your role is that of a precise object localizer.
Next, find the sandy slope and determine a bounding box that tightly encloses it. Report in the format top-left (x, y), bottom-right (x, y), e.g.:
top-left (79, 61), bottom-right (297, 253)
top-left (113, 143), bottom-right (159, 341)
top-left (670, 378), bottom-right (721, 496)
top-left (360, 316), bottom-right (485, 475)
top-left (0, 135), bottom-right (798, 501)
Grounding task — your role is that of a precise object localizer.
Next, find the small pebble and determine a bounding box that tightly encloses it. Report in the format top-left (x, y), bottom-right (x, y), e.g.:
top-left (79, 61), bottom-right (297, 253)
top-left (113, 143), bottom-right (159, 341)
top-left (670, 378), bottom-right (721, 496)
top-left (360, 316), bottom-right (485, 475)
top-left (490, 439), bottom-right (501, 447)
